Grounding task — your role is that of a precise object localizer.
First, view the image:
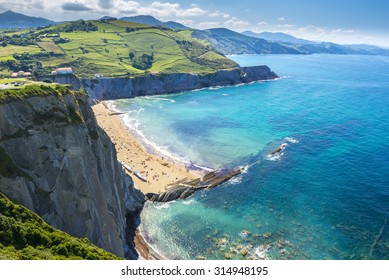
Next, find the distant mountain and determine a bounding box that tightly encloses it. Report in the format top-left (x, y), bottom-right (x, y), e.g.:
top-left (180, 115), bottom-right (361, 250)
top-left (243, 31), bottom-right (314, 45)
top-left (343, 44), bottom-right (389, 55)
top-left (239, 30), bottom-right (389, 56)
top-left (192, 28), bottom-right (303, 55)
top-left (281, 41), bottom-right (389, 56)
top-left (100, 16), bottom-right (117, 20)
top-left (0, 10), bottom-right (56, 28)
top-left (119, 15), bottom-right (188, 30)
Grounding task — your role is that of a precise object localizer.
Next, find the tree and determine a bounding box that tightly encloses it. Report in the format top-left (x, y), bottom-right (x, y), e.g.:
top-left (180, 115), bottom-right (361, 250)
top-left (132, 53), bottom-right (154, 70)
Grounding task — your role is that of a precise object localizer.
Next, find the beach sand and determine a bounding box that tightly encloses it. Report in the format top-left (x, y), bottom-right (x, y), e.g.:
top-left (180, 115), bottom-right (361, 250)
top-left (92, 102), bottom-right (203, 259)
top-left (92, 102), bottom-right (201, 195)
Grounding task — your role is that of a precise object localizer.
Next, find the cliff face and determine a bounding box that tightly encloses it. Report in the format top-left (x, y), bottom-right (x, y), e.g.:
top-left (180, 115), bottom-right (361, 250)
top-left (41, 66), bottom-right (277, 102)
top-left (81, 66), bottom-right (277, 101)
top-left (0, 91), bottom-right (144, 258)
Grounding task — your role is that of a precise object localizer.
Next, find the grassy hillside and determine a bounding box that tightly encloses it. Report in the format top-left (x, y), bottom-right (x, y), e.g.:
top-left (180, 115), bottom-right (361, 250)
top-left (0, 191), bottom-right (120, 260)
top-left (0, 19), bottom-right (237, 78)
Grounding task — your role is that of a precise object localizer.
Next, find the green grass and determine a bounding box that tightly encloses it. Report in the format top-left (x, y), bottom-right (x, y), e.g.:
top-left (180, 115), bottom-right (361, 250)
top-left (0, 19), bottom-right (238, 77)
top-left (0, 192), bottom-right (121, 260)
top-left (36, 42), bottom-right (65, 54)
top-left (0, 45), bottom-right (42, 57)
top-left (0, 78), bottom-right (27, 83)
top-left (0, 84), bottom-right (78, 104)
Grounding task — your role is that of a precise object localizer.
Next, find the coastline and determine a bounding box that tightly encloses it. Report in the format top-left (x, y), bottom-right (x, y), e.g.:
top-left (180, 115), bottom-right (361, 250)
top-left (92, 102), bottom-right (203, 195)
top-left (92, 102), bottom-right (204, 259)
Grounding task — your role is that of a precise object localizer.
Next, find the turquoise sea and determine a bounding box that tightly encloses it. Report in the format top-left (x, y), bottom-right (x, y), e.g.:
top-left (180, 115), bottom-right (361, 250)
top-left (111, 54), bottom-right (389, 259)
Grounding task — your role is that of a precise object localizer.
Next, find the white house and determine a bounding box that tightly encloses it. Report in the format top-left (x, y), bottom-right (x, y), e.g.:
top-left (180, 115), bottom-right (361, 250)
top-left (51, 67), bottom-right (73, 75)
top-left (11, 71), bottom-right (32, 78)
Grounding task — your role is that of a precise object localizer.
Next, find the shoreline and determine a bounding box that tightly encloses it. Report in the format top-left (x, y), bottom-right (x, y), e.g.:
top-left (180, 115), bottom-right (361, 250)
top-left (134, 228), bottom-right (166, 260)
top-left (92, 102), bottom-right (204, 259)
top-left (93, 102), bottom-right (204, 195)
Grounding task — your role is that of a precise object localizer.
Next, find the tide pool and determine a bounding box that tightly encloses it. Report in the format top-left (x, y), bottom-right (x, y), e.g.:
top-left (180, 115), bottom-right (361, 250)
top-left (111, 54), bottom-right (389, 259)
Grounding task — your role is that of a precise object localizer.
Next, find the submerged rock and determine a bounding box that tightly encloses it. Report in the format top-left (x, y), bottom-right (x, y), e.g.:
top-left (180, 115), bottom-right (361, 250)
top-left (241, 249), bottom-right (248, 256)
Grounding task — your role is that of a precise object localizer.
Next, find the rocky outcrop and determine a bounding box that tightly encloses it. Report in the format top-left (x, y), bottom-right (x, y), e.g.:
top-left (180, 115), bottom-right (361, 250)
top-left (0, 90), bottom-right (144, 258)
top-left (147, 167), bottom-right (244, 203)
top-left (39, 66), bottom-right (278, 103)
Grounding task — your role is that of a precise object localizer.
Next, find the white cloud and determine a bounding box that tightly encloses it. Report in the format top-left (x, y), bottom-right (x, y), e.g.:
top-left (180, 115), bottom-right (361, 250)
top-left (209, 11), bottom-right (230, 19)
top-left (275, 24), bottom-right (296, 29)
top-left (197, 21), bottom-right (222, 29)
top-left (179, 7), bottom-right (207, 17)
top-left (107, 1), bottom-right (207, 19)
top-left (257, 21), bottom-right (269, 26)
top-left (224, 17), bottom-right (249, 29)
top-left (278, 17), bottom-right (285, 21)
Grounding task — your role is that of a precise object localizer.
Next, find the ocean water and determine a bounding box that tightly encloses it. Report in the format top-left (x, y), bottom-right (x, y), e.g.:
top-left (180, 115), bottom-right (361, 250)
top-left (111, 54), bottom-right (389, 260)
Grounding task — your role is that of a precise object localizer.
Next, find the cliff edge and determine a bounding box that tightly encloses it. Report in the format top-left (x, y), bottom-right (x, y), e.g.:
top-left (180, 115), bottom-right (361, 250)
top-left (0, 85), bottom-right (144, 258)
top-left (41, 66), bottom-right (278, 102)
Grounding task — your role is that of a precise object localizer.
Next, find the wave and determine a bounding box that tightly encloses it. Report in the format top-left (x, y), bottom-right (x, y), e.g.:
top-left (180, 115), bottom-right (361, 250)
top-left (238, 230), bottom-right (250, 239)
top-left (209, 86), bottom-right (223, 91)
top-left (253, 244), bottom-right (270, 260)
top-left (182, 199), bottom-right (197, 205)
top-left (284, 137), bottom-right (299, 144)
top-left (266, 152), bottom-right (284, 161)
top-left (105, 101), bottom-right (119, 112)
top-left (155, 201), bottom-right (176, 209)
top-left (265, 137), bottom-right (299, 161)
top-left (141, 96), bottom-right (176, 103)
top-left (228, 175), bottom-right (242, 185)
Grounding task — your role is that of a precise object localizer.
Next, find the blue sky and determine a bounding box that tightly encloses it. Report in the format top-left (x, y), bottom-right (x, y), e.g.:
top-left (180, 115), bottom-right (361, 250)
top-left (1, 0), bottom-right (388, 46)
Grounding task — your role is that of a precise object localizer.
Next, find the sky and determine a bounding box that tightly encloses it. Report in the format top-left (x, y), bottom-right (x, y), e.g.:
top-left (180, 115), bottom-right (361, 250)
top-left (1, 0), bottom-right (389, 46)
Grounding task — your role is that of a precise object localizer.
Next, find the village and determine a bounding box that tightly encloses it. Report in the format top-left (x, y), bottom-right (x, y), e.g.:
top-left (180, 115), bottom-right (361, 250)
top-left (0, 67), bottom-right (74, 90)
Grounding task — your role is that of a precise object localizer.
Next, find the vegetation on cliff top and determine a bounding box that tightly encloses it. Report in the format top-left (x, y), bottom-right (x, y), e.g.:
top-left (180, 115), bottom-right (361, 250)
top-left (0, 192), bottom-right (121, 260)
top-left (0, 84), bottom-right (80, 104)
top-left (0, 19), bottom-right (238, 77)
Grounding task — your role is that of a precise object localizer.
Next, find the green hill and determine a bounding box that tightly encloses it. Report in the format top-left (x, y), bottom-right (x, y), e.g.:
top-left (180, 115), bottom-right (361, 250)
top-left (0, 191), bottom-right (121, 260)
top-left (0, 19), bottom-right (237, 78)
top-left (191, 28), bottom-right (304, 55)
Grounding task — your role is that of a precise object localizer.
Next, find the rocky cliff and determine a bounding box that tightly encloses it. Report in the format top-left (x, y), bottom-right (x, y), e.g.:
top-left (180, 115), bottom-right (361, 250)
top-left (0, 86), bottom-right (144, 258)
top-left (41, 66), bottom-right (278, 102)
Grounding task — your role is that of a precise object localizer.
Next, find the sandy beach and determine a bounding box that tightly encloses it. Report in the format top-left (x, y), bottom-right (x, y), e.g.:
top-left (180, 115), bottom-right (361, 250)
top-left (92, 102), bottom-right (202, 195)
top-left (92, 102), bottom-right (205, 260)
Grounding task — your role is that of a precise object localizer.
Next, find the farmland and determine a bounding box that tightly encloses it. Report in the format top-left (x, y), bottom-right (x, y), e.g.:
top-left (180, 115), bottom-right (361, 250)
top-left (0, 19), bottom-right (238, 78)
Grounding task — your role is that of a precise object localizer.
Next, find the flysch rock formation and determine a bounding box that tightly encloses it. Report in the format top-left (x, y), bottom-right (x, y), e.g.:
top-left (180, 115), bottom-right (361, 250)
top-left (0, 91), bottom-right (144, 258)
top-left (39, 66), bottom-right (278, 103)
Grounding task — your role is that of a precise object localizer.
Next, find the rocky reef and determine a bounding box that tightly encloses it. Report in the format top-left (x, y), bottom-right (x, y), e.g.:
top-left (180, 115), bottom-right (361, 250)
top-left (0, 86), bottom-right (144, 258)
top-left (40, 66), bottom-right (278, 103)
top-left (146, 167), bottom-right (244, 203)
